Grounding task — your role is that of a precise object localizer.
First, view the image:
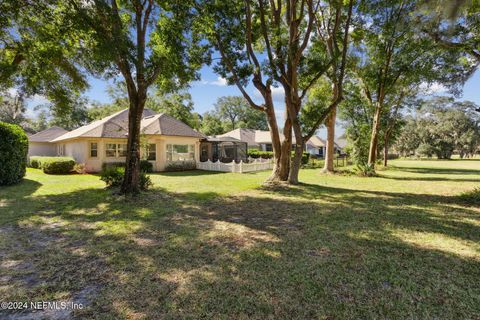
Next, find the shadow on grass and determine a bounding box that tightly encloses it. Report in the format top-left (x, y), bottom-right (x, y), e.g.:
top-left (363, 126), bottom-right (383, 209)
top-left (390, 165), bottom-right (480, 176)
top-left (0, 180), bottom-right (479, 318)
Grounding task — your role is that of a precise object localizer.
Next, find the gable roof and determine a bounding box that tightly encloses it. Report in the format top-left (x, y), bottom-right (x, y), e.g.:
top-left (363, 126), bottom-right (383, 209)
top-left (141, 113), bottom-right (205, 138)
top-left (29, 126), bottom-right (69, 143)
top-left (307, 136), bottom-right (326, 148)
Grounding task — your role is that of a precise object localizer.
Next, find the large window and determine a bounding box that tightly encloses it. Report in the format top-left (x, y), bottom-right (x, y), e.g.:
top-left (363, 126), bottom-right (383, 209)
top-left (106, 143), bottom-right (127, 158)
top-left (89, 142), bottom-right (98, 158)
top-left (147, 144), bottom-right (156, 161)
top-left (57, 144), bottom-right (65, 156)
top-left (166, 144), bottom-right (195, 162)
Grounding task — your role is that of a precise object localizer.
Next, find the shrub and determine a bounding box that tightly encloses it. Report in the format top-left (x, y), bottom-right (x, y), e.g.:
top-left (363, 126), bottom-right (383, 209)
top-left (248, 150), bottom-right (274, 159)
top-left (100, 166), bottom-right (152, 190)
top-left (0, 122), bottom-right (28, 185)
top-left (165, 160), bottom-right (197, 171)
top-left (458, 187), bottom-right (480, 206)
top-left (355, 163), bottom-right (376, 177)
top-left (139, 172), bottom-right (153, 190)
top-left (102, 160), bottom-right (153, 173)
top-left (73, 163), bottom-right (86, 174)
top-left (30, 156), bottom-right (76, 174)
top-left (100, 166), bottom-right (124, 187)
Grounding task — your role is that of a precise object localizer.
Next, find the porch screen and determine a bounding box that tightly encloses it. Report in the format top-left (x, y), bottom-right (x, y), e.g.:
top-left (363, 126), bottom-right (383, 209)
top-left (166, 144), bottom-right (195, 161)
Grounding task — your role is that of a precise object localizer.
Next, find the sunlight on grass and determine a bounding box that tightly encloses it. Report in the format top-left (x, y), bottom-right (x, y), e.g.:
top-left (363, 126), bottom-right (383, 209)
top-left (391, 229), bottom-right (480, 259)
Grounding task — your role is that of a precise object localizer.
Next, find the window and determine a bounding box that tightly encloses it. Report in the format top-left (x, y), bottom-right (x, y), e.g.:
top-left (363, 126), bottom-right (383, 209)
top-left (106, 143), bottom-right (116, 157)
top-left (147, 144), bottom-right (156, 161)
top-left (105, 143), bottom-right (128, 158)
top-left (265, 144), bottom-right (273, 152)
top-left (166, 144), bottom-right (195, 162)
top-left (90, 142), bottom-right (98, 158)
top-left (117, 144), bottom-right (127, 157)
top-left (57, 144), bottom-right (65, 156)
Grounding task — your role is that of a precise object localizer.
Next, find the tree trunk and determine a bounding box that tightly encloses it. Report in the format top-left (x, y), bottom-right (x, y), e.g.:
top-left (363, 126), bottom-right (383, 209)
top-left (368, 103), bottom-right (382, 166)
top-left (121, 92), bottom-right (146, 194)
top-left (383, 142), bottom-right (388, 167)
top-left (264, 98), bottom-right (290, 183)
top-left (322, 107), bottom-right (336, 173)
top-left (288, 109), bottom-right (304, 185)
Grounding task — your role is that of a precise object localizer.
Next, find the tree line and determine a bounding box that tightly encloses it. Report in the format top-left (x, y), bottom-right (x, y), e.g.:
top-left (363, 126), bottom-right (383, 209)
top-left (1, 0), bottom-right (478, 193)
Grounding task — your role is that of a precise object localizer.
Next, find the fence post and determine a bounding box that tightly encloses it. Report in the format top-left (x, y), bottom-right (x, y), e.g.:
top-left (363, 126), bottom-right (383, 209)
top-left (239, 160), bottom-right (243, 173)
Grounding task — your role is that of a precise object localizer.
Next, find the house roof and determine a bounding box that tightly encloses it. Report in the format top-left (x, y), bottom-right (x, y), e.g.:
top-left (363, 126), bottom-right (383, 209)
top-left (28, 126), bottom-right (69, 143)
top-left (52, 108), bottom-right (203, 142)
top-left (141, 113), bottom-right (205, 138)
top-left (218, 128), bottom-right (307, 146)
top-left (335, 137), bottom-right (347, 149)
top-left (307, 136), bottom-right (326, 148)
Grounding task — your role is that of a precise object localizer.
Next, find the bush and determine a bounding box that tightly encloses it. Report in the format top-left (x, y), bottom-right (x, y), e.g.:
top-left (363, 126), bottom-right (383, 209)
top-left (100, 166), bottom-right (152, 190)
top-left (102, 160), bottom-right (153, 173)
top-left (248, 150), bottom-right (274, 159)
top-left (458, 187), bottom-right (480, 206)
top-left (100, 166), bottom-right (124, 187)
top-left (29, 156), bottom-right (76, 174)
top-left (0, 122), bottom-right (28, 185)
top-left (355, 163), bottom-right (376, 177)
top-left (165, 160), bottom-right (196, 171)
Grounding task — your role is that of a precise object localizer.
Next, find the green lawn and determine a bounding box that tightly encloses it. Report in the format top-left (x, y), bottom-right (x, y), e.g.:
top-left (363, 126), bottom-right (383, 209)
top-left (0, 159), bottom-right (479, 319)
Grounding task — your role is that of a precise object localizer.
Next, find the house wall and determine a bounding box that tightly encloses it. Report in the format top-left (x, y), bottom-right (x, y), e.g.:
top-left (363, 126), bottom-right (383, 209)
top-left (28, 142), bottom-right (57, 158)
top-left (61, 135), bottom-right (201, 173)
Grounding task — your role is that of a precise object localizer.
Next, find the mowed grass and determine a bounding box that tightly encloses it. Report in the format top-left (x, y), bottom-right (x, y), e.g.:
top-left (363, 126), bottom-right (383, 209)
top-left (0, 159), bottom-right (479, 319)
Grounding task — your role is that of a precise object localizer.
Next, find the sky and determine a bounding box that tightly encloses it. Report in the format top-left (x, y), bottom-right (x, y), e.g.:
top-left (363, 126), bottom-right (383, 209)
top-left (25, 65), bottom-right (480, 139)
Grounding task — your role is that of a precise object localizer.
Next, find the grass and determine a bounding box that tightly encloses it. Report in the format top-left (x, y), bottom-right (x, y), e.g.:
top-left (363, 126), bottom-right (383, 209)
top-left (0, 159), bottom-right (479, 319)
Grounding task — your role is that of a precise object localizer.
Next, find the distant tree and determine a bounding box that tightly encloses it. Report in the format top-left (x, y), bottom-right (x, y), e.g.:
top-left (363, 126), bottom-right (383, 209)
top-left (213, 96), bottom-right (268, 131)
top-left (200, 111), bottom-right (224, 136)
top-left (149, 91), bottom-right (199, 129)
top-left (395, 97), bottom-right (480, 159)
top-left (0, 91), bottom-right (28, 126)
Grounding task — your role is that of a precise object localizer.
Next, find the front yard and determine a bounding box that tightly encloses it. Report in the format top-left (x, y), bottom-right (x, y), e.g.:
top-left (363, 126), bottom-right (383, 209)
top-left (1, 160), bottom-right (479, 319)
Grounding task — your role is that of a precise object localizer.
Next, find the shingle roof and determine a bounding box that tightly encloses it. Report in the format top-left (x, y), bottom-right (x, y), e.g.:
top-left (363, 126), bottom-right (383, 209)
top-left (218, 128), bottom-right (300, 145)
top-left (307, 136), bottom-right (326, 148)
top-left (28, 126), bottom-right (69, 143)
top-left (51, 108), bottom-right (202, 142)
top-left (141, 113), bottom-right (205, 138)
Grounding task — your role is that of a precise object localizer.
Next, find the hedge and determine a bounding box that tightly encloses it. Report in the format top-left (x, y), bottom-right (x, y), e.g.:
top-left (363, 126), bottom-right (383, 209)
top-left (29, 156), bottom-right (76, 174)
top-left (0, 122), bottom-right (28, 185)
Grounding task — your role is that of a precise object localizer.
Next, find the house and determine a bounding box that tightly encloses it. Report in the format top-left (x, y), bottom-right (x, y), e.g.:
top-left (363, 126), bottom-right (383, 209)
top-left (28, 126), bottom-right (69, 158)
top-left (306, 136), bottom-right (326, 157)
top-left (217, 128), bottom-right (296, 151)
top-left (218, 128), bottom-right (344, 157)
top-left (29, 108), bottom-right (205, 172)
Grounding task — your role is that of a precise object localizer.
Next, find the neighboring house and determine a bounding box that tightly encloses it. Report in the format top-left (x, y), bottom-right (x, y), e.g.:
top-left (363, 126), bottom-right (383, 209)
top-left (218, 128), bottom-right (345, 157)
top-left (28, 126), bottom-right (69, 158)
top-left (29, 108), bottom-right (205, 172)
top-left (306, 136), bottom-right (326, 157)
top-left (217, 128), bottom-right (297, 152)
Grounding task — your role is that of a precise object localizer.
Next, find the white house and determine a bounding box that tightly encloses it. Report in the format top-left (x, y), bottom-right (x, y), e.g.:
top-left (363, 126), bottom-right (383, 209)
top-left (28, 108), bottom-right (205, 172)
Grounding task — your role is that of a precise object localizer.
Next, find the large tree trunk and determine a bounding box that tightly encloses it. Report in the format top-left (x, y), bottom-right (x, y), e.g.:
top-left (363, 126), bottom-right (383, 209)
top-left (322, 107), bottom-right (336, 173)
top-left (121, 92), bottom-right (146, 194)
top-left (368, 103), bottom-right (382, 166)
top-left (288, 103), bottom-right (303, 185)
top-left (383, 141), bottom-right (388, 167)
top-left (264, 94), bottom-right (290, 183)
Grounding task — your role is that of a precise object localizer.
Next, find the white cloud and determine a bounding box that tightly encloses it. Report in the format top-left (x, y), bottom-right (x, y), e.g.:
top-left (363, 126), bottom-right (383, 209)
top-left (419, 82), bottom-right (448, 95)
top-left (200, 76), bottom-right (228, 86)
top-left (253, 86), bottom-right (285, 103)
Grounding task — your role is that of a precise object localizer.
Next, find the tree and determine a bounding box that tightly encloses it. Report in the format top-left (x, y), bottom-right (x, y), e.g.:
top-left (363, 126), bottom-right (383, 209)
top-left (149, 91), bottom-right (199, 129)
top-left (0, 0), bottom-right (88, 108)
top-left (395, 97), bottom-right (480, 159)
top-left (201, 0), bottom-right (354, 184)
top-left (352, 0), bottom-right (471, 170)
top-left (213, 95), bottom-right (268, 131)
top-left (35, 95), bottom-right (92, 130)
top-left (60, 0), bottom-right (206, 194)
top-left (200, 111), bottom-right (224, 136)
top-left (214, 96), bottom-right (246, 131)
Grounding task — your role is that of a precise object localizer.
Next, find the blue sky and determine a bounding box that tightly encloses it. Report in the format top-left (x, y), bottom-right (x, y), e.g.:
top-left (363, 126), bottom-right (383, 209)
top-left (26, 65), bottom-right (480, 139)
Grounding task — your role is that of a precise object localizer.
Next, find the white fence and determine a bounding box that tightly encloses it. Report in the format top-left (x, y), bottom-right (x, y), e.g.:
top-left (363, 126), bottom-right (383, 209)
top-left (196, 158), bottom-right (273, 173)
